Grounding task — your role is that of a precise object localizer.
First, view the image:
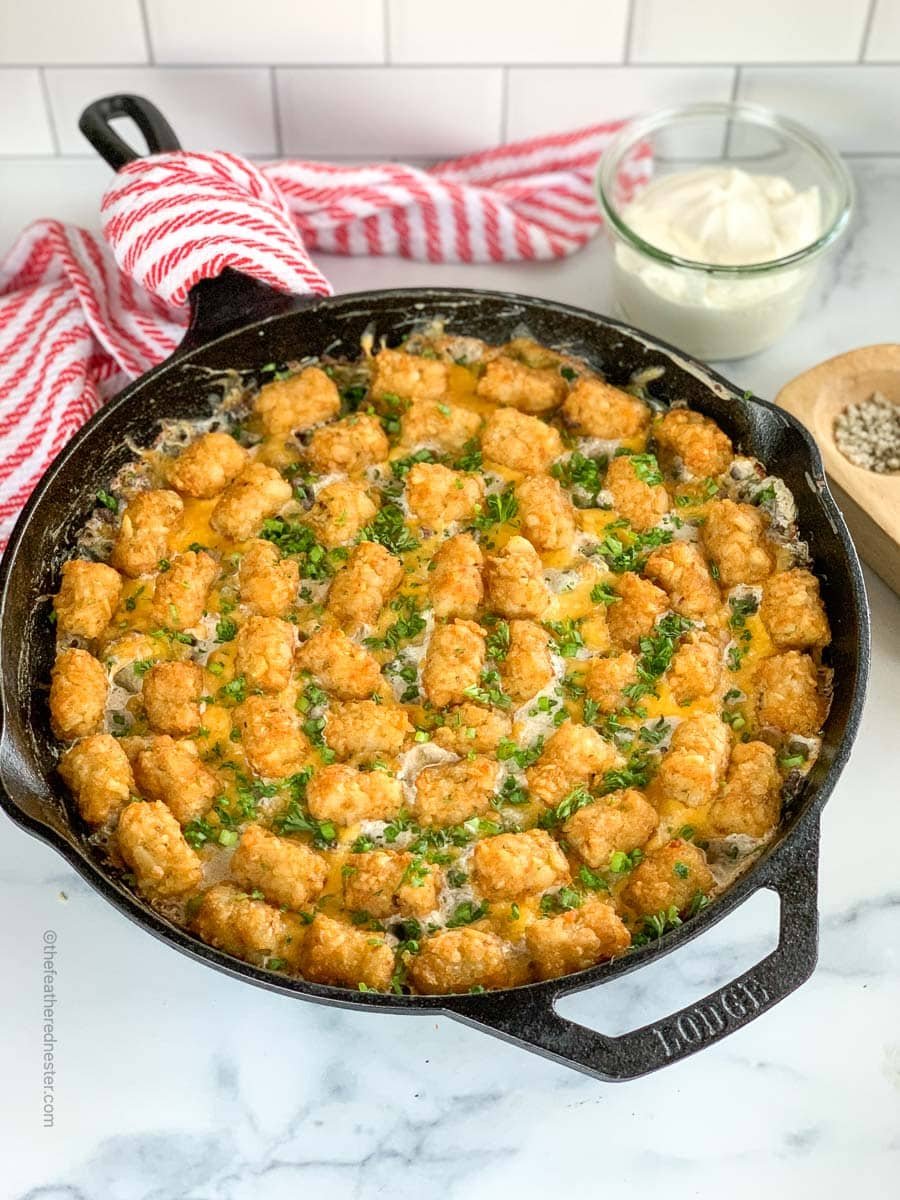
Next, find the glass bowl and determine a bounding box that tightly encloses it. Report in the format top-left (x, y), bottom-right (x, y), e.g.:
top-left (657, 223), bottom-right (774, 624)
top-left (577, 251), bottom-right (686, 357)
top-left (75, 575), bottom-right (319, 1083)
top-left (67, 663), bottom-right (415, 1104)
top-left (596, 101), bottom-right (854, 361)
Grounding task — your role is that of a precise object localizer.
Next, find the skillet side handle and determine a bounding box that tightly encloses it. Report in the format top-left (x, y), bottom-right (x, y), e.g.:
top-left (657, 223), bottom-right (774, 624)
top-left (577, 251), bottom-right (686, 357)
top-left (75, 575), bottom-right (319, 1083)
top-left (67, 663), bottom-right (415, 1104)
top-left (444, 818), bottom-right (820, 1082)
top-left (79, 94), bottom-right (181, 168)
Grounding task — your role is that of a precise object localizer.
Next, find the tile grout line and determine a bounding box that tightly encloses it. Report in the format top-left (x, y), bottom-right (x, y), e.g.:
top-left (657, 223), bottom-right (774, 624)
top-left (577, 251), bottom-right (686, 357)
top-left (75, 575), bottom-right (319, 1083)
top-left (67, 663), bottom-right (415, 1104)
top-left (859, 0), bottom-right (877, 61)
top-left (37, 68), bottom-right (61, 155)
top-left (137, 0), bottom-right (155, 65)
top-left (623, 0), bottom-right (637, 64)
top-left (6, 59), bottom-right (900, 70)
top-left (383, 0), bottom-right (391, 64)
top-left (500, 66), bottom-right (509, 141)
top-left (270, 67), bottom-right (283, 156)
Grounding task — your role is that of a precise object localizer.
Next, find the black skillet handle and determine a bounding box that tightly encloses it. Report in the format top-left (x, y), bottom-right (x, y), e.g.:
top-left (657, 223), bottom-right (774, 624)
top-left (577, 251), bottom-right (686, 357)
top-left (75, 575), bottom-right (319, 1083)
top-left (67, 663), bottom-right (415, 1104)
top-left (444, 817), bottom-right (820, 1081)
top-left (79, 93), bottom-right (303, 352)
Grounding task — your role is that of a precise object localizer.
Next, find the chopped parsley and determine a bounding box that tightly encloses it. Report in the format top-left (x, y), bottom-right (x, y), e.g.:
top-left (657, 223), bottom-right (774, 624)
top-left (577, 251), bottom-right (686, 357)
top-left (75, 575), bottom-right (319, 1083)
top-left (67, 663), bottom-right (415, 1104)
top-left (96, 489), bottom-right (118, 513)
top-left (446, 900), bottom-right (489, 928)
top-left (463, 666), bottom-right (512, 709)
top-left (485, 619), bottom-right (511, 661)
top-left (590, 582), bottom-right (619, 606)
top-left (550, 451), bottom-right (605, 506)
top-left (472, 484), bottom-right (518, 530)
top-left (453, 439), bottom-right (483, 472)
top-left (544, 618), bottom-right (584, 659)
top-left (391, 448), bottom-right (442, 480)
top-left (625, 452), bottom-right (663, 487)
top-left (261, 517), bottom-right (336, 580)
top-left (360, 503), bottom-right (419, 555)
top-left (364, 596), bottom-right (426, 652)
top-left (215, 616), bottom-right (238, 642)
top-left (596, 524), bottom-right (673, 573)
top-left (622, 612), bottom-right (693, 704)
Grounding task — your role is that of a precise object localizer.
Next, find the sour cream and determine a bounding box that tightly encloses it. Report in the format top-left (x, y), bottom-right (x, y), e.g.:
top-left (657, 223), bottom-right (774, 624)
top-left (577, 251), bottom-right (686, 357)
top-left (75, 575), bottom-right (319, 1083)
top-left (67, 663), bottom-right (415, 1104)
top-left (611, 167), bottom-right (824, 361)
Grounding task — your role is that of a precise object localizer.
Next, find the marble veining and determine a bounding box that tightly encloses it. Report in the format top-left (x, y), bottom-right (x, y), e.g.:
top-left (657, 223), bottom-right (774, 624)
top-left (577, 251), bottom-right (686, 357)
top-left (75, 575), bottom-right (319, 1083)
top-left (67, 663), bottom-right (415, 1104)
top-left (3, 156), bottom-right (900, 1198)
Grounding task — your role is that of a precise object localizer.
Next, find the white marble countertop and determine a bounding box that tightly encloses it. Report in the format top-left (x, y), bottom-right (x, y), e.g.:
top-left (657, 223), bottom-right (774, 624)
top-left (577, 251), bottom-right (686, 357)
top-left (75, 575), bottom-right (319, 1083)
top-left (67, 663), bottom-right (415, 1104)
top-left (2, 156), bottom-right (899, 1199)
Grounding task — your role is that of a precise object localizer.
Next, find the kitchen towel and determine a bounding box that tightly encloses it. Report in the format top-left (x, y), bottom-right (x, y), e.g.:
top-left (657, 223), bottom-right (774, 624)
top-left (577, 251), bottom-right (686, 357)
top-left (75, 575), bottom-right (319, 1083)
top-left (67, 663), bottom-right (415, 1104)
top-left (0, 121), bottom-right (650, 543)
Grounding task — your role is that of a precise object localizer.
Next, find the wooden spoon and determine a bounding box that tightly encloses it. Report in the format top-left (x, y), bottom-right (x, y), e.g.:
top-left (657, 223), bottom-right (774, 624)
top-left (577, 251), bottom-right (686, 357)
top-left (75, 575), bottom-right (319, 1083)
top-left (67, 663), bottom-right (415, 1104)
top-left (776, 345), bottom-right (900, 596)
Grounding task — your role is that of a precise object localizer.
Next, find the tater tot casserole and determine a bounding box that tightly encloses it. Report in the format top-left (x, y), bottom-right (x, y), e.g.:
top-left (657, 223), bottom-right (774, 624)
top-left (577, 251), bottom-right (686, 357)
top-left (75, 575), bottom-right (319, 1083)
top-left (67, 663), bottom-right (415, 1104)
top-left (49, 330), bottom-right (832, 996)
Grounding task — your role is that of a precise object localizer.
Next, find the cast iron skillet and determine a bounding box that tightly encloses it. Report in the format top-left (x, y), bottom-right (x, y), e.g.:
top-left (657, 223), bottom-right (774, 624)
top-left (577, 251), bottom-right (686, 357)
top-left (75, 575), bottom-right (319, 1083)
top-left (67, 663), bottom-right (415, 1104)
top-left (0, 96), bottom-right (870, 1081)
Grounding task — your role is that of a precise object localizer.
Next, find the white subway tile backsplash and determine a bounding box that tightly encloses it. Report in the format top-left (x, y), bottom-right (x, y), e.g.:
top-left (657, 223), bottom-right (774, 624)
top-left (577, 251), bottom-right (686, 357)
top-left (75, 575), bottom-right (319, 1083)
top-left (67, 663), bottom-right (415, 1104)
top-left (0, 0), bottom-right (147, 65)
top-left (145, 0), bottom-right (385, 64)
top-left (388, 0), bottom-right (629, 64)
top-left (0, 71), bottom-right (55, 155)
top-left (506, 67), bottom-right (734, 140)
top-left (865, 0), bottom-right (900, 60)
top-left (738, 65), bottom-right (900, 153)
top-left (631, 0), bottom-right (870, 63)
top-left (277, 67), bottom-right (503, 157)
top-left (45, 68), bottom-right (277, 156)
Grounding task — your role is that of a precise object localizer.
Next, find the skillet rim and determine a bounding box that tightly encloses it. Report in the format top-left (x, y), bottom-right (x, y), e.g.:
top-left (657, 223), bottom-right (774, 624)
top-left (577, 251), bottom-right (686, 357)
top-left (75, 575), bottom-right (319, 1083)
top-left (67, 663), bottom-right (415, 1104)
top-left (0, 285), bottom-right (871, 1015)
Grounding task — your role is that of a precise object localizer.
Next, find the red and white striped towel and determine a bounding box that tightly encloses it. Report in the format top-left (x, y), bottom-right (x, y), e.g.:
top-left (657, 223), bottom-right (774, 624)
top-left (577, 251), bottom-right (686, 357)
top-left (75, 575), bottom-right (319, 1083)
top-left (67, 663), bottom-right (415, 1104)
top-left (0, 120), bottom-right (650, 544)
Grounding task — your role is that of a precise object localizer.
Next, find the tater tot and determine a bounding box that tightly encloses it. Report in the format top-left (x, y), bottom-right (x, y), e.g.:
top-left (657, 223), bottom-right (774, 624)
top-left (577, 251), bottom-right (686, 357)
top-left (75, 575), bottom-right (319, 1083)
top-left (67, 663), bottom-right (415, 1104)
top-left (753, 651), bottom-right (824, 736)
top-left (431, 702), bottom-right (511, 755)
top-left (117, 799), bottom-right (202, 898)
top-left (111, 489), bottom-right (183, 578)
top-left (408, 927), bottom-right (529, 994)
top-left (235, 615), bottom-right (295, 693)
top-left (413, 756), bottom-right (499, 826)
top-left (296, 627), bottom-right (382, 700)
top-left (501, 619), bottom-right (553, 705)
top-left (701, 499), bottom-right (774, 587)
top-left (484, 536), bottom-right (550, 620)
top-left (421, 618), bottom-right (485, 709)
top-left (239, 539), bottom-right (299, 617)
top-left (584, 651), bottom-right (638, 714)
top-left (644, 541), bottom-right (721, 622)
top-left (299, 913), bottom-right (394, 991)
top-left (527, 899), bottom-right (631, 981)
top-left (526, 720), bottom-right (621, 808)
top-left (515, 475), bottom-right (576, 553)
top-left (54, 560), bottom-right (122, 639)
top-left (562, 788), bottom-right (658, 869)
top-left (327, 541), bottom-right (403, 633)
top-left (471, 829), bottom-right (570, 900)
top-left (667, 630), bottom-right (722, 706)
top-left (476, 355), bottom-right (567, 414)
top-left (624, 839), bottom-right (714, 918)
top-left (132, 736), bottom-right (217, 825)
top-left (231, 824), bottom-right (327, 911)
top-left (306, 412), bottom-right (389, 474)
top-left (253, 366), bottom-right (340, 436)
top-left (234, 695), bottom-right (310, 779)
top-left (654, 408), bottom-right (733, 479)
top-left (149, 550), bottom-right (218, 630)
top-left (760, 570), bottom-right (830, 650)
top-left (406, 462), bottom-right (483, 529)
top-left (709, 741), bottom-right (781, 838)
top-left (429, 533), bottom-right (484, 620)
top-left (307, 763), bottom-right (403, 824)
top-left (192, 883), bottom-right (305, 967)
top-left (210, 463), bottom-right (292, 543)
top-left (481, 408), bottom-right (563, 474)
top-left (604, 455), bottom-right (669, 532)
top-left (50, 648), bottom-right (108, 740)
top-left (560, 377), bottom-right (649, 440)
top-left (167, 431), bottom-right (247, 498)
top-left (342, 849), bottom-right (440, 919)
top-left (59, 733), bottom-right (134, 826)
top-left (649, 713), bottom-right (731, 809)
top-left (303, 480), bottom-right (378, 549)
top-left (141, 661), bottom-right (204, 737)
top-left (399, 398), bottom-right (481, 453)
top-left (371, 347), bottom-right (449, 402)
top-left (324, 700), bottom-right (412, 761)
top-left (606, 572), bottom-right (668, 650)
